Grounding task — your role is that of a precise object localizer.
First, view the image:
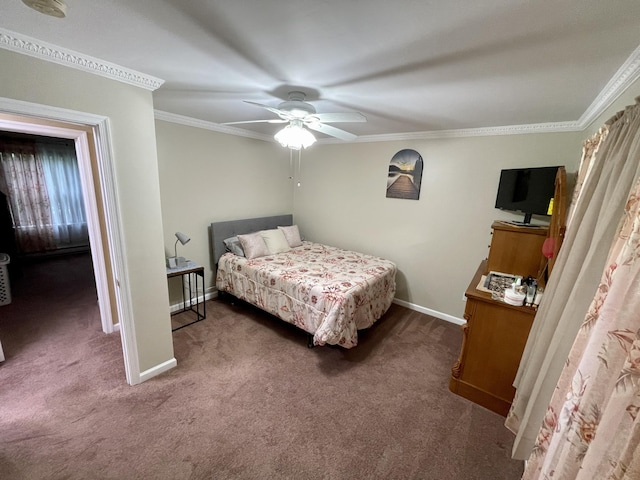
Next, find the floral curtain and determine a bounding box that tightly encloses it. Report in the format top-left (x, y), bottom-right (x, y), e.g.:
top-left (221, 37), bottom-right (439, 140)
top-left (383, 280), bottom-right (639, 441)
top-left (0, 139), bottom-right (88, 253)
top-left (506, 98), bottom-right (640, 461)
top-left (566, 126), bottom-right (609, 229)
top-left (522, 176), bottom-right (640, 479)
top-left (0, 141), bottom-right (56, 252)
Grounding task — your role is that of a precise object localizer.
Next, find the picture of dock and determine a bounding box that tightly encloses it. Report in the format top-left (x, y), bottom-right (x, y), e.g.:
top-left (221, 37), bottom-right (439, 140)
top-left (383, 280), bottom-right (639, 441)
top-left (386, 149), bottom-right (423, 200)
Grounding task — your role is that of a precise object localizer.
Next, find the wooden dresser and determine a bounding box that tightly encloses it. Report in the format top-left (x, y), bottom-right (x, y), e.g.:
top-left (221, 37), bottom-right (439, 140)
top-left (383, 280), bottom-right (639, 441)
top-left (449, 221), bottom-right (548, 416)
top-left (486, 221), bottom-right (548, 277)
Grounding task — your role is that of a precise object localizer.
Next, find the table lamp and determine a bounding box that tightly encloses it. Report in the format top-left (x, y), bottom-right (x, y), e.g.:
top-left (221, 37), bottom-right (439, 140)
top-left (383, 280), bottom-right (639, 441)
top-left (167, 231), bottom-right (190, 268)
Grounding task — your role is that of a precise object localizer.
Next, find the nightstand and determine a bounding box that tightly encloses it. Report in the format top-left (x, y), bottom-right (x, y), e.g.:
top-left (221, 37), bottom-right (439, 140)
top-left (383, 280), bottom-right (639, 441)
top-left (166, 261), bottom-right (206, 331)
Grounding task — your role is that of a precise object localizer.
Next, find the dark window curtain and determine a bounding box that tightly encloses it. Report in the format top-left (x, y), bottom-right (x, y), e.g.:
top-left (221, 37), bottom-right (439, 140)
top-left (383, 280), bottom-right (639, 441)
top-left (38, 143), bottom-right (89, 248)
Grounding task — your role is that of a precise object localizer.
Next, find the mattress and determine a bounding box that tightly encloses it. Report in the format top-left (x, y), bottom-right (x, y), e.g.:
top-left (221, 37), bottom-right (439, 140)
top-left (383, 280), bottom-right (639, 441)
top-left (215, 241), bottom-right (396, 348)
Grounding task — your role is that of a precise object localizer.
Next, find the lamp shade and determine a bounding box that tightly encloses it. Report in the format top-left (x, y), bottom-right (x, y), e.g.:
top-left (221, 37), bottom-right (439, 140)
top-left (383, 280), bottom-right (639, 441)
top-left (22, 0), bottom-right (68, 18)
top-left (274, 121), bottom-right (316, 150)
top-left (175, 231), bottom-right (190, 245)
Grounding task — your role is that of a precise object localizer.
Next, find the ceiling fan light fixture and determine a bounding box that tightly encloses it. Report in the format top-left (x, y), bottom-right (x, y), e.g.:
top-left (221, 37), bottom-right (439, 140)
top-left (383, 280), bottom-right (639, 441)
top-left (237, 90), bottom-right (363, 144)
top-left (274, 122), bottom-right (316, 150)
top-left (22, 0), bottom-right (67, 17)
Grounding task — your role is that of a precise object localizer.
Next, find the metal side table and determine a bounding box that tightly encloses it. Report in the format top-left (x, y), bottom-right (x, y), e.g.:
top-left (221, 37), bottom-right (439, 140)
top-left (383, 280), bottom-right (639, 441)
top-left (166, 261), bottom-right (206, 331)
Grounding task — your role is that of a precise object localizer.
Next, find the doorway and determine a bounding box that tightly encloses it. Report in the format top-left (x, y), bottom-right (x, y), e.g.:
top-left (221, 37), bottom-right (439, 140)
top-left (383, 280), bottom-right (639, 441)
top-left (0, 98), bottom-right (139, 385)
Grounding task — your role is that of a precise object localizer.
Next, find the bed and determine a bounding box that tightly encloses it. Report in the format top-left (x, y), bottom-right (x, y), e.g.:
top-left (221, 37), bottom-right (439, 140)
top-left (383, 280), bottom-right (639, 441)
top-left (211, 215), bottom-right (396, 348)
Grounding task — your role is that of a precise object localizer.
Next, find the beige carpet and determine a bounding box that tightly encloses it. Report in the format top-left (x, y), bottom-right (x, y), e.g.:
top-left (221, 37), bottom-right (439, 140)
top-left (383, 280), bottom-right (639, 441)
top-left (0, 253), bottom-right (524, 479)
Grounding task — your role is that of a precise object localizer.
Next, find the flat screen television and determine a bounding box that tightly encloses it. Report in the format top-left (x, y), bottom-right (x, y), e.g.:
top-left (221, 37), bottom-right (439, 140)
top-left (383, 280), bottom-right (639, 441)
top-left (495, 166), bottom-right (560, 224)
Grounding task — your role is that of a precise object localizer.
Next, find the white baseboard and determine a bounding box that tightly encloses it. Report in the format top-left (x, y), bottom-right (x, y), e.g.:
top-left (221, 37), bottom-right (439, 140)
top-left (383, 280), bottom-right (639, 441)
top-left (109, 323), bottom-right (175, 383)
top-left (167, 290), bottom-right (465, 326)
top-left (139, 357), bottom-right (177, 383)
top-left (125, 291), bottom-right (215, 384)
top-left (392, 298), bottom-right (466, 326)
top-left (169, 290), bottom-right (218, 313)
top-left (136, 291), bottom-right (218, 384)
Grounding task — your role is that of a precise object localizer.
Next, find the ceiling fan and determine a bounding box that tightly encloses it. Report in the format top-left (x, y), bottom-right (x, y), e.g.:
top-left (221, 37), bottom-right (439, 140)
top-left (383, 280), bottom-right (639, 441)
top-left (223, 91), bottom-right (366, 149)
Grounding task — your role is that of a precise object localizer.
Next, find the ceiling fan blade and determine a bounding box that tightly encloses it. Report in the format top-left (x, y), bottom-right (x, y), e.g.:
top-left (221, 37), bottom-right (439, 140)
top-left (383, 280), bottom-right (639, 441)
top-left (306, 122), bottom-right (357, 141)
top-left (244, 101), bottom-right (293, 120)
top-left (222, 119), bottom-right (287, 125)
top-left (309, 112), bottom-right (366, 123)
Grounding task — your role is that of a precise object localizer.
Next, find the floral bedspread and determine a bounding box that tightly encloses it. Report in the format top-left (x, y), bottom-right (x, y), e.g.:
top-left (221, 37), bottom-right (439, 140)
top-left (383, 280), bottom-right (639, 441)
top-left (216, 242), bottom-right (396, 348)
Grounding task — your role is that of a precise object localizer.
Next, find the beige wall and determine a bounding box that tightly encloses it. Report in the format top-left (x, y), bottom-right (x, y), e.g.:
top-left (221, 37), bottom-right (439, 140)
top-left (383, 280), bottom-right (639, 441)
top-left (294, 132), bottom-right (584, 318)
top-left (155, 120), bottom-right (293, 303)
top-left (0, 49), bottom-right (174, 374)
top-left (154, 123), bottom-right (586, 320)
top-left (4, 42), bottom-right (637, 373)
top-left (154, 85), bottom-right (640, 322)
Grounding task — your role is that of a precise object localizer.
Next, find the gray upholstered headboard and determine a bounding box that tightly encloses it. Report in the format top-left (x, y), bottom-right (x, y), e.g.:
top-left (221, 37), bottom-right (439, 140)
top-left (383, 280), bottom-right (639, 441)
top-left (210, 214), bottom-right (293, 266)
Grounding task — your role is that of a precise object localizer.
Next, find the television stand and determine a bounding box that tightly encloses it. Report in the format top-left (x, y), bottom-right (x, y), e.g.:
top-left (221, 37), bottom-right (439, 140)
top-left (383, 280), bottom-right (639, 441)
top-left (508, 221), bottom-right (543, 228)
top-left (449, 221), bottom-right (548, 415)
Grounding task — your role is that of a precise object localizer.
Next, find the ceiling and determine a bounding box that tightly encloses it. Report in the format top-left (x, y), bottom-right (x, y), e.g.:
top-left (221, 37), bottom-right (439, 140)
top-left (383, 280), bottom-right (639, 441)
top-left (1, 0), bottom-right (640, 142)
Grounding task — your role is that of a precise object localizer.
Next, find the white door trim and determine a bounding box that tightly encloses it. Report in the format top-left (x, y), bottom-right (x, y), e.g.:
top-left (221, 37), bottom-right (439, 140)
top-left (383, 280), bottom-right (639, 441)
top-left (0, 96), bottom-right (140, 385)
top-left (72, 131), bottom-right (113, 334)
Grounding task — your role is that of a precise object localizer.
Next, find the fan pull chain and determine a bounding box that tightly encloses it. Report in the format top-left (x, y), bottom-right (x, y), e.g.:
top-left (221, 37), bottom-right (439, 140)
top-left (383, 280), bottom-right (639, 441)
top-left (297, 149), bottom-right (302, 187)
top-left (289, 148), bottom-right (294, 180)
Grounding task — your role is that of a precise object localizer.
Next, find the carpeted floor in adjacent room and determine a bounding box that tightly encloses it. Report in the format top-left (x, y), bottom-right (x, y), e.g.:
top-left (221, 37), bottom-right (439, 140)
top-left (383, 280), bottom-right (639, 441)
top-left (0, 253), bottom-right (524, 479)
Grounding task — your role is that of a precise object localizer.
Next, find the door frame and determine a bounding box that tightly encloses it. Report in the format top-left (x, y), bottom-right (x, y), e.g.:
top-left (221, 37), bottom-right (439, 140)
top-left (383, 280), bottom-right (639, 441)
top-left (0, 97), bottom-right (140, 385)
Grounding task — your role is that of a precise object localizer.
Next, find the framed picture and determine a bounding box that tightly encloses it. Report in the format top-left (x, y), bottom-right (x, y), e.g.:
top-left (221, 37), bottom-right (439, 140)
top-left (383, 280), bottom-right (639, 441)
top-left (386, 149), bottom-right (423, 200)
top-left (478, 271), bottom-right (522, 300)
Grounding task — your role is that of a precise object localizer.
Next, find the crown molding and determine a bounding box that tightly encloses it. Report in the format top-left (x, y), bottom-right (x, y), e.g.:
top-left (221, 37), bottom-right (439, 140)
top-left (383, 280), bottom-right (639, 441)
top-left (156, 111), bottom-right (583, 143)
top-left (154, 110), bottom-right (273, 142)
top-left (155, 109), bottom-right (582, 143)
top-left (321, 121), bottom-right (582, 143)
top-left (577, 43), bottom-right (640, 129)
top-left (0, 27), bottom-right (164, 91)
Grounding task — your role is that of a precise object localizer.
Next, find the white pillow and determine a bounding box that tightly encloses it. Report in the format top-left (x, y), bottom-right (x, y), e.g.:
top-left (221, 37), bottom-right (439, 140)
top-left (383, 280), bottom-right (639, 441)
top-left (237, 232), bottom-right (270, 259)
top-left (277, 225), bottom-right (303, 248)
top-left (260, 228), bottom-right (291, 254)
